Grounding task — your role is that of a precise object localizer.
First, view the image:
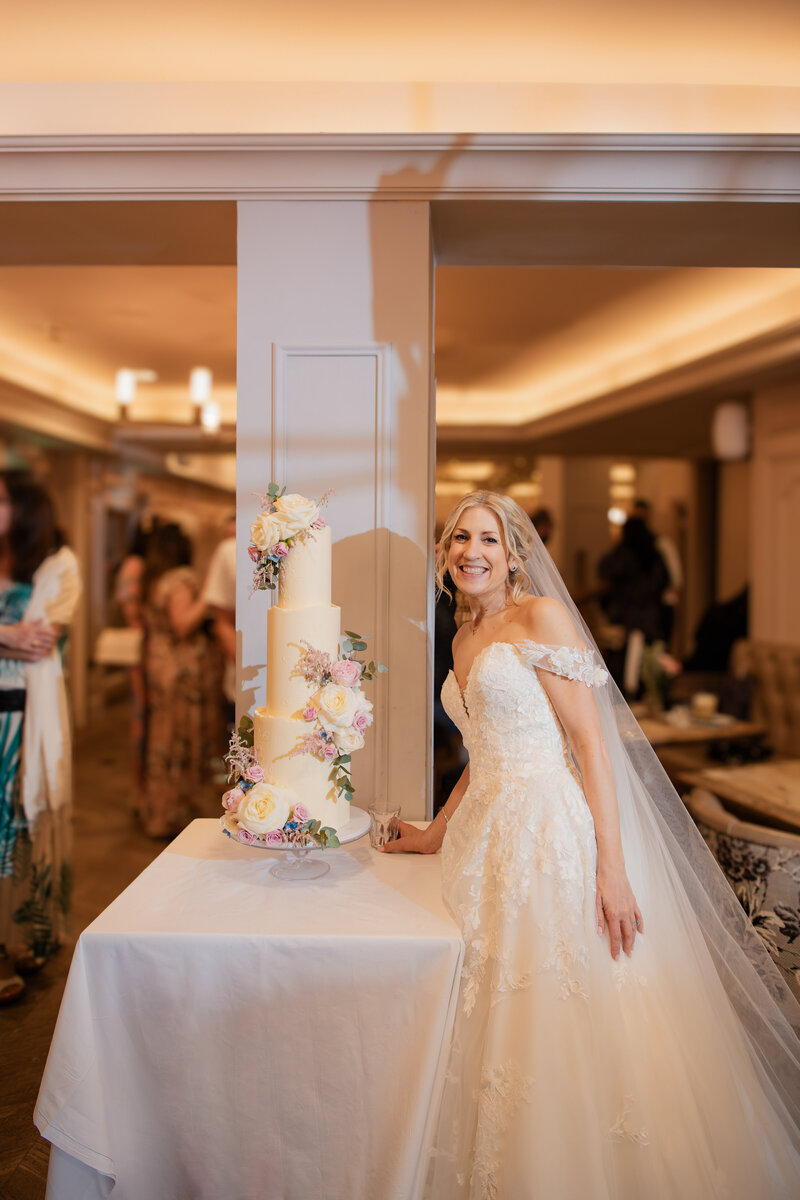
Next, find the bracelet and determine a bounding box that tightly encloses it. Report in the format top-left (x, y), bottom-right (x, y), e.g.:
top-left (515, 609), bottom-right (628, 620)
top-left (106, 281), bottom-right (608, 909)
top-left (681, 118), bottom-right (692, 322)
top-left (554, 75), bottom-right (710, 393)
top-left (439, 809), bottom-right (449, 825)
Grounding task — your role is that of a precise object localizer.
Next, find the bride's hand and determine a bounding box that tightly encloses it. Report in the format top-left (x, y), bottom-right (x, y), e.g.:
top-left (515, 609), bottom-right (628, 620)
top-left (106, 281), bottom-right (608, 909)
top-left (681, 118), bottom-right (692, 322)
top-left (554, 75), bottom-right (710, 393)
top-left (595, 864), bottom-right (643, 960)
top-left (381, 819), bottom-right (443, 855)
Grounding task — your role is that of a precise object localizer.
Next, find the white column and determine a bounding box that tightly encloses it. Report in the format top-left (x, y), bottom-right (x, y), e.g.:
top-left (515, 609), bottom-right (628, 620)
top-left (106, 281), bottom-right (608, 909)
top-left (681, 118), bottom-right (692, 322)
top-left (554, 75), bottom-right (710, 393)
top-left (237, 200), bottom-right (434, 818)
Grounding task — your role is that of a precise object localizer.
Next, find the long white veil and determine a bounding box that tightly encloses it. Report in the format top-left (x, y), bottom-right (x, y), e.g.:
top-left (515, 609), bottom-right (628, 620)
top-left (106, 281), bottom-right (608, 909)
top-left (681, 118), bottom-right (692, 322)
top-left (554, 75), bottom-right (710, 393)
top-left (521, 525), bottom-right (800, 1138)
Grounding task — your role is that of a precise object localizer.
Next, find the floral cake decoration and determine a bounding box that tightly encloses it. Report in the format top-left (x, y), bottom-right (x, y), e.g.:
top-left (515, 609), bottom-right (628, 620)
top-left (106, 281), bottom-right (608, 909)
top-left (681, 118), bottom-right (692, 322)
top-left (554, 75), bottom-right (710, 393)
top-left (221, 718), bottom-right (341, 849)
top-left (248, 482), bottom-right (330, 592)
top-left (292, 632), bottom-right (386, 801)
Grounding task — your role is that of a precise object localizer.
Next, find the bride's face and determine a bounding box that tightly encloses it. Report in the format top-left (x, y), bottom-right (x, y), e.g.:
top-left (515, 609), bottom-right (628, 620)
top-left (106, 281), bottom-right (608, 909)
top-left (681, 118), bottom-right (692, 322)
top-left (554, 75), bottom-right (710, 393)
top-left (447, 506), bottom-right (511, 602)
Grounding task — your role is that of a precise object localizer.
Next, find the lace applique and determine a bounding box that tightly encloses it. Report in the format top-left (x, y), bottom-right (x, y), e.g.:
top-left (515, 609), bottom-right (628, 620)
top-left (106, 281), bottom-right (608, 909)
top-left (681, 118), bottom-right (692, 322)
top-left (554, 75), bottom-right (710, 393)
top-left (539, 935), bottom-right (589, 1000)
top-left (609, 1096), bottom-right (650, 1147)
top-left (516, 640), bottom-right (609, 687)
top-left (471, 1063), bottom-right (534, 1199)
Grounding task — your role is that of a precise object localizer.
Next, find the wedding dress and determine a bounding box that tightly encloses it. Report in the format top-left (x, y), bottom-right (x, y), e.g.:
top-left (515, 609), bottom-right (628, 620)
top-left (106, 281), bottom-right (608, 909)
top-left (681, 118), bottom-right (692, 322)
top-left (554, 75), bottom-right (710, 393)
top-left (429, 638), bottom-right (800, 1199)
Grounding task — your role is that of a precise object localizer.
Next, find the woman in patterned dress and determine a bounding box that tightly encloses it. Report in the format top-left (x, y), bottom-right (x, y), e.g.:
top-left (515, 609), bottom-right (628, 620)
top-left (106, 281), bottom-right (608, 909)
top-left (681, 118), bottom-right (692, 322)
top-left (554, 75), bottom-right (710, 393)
top-left (139, 523), bottom-right (223, 838)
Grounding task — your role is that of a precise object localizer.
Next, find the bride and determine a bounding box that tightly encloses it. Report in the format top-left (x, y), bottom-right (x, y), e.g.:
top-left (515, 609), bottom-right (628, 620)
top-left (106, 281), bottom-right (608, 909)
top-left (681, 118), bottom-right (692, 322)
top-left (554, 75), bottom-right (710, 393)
top-left (384, 491), bottom-right (800, 1199)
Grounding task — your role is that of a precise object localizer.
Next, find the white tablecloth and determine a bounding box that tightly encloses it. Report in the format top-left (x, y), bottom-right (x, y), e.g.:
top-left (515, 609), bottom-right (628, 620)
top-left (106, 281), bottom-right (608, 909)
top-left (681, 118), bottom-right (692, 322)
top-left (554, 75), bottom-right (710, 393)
top-left (35, 819), bottom-right (463, 1200)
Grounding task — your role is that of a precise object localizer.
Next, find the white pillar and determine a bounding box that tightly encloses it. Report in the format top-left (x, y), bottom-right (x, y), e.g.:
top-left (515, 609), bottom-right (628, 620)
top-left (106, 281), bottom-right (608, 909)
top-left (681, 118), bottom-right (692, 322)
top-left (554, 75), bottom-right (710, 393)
top-left (237, 201), bottom-right (434, 818)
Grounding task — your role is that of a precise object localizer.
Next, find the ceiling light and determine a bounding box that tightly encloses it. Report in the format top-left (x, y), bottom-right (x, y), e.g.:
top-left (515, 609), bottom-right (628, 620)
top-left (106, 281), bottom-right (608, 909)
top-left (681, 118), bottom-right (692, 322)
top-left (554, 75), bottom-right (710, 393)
top-left (190, 367), bottom-right (213, 406)
top-left (608, 506), bottom-right (628, 526)
top-left (436, 481), bottom-right (475, 496)
top-left (507, 482), bottom-right (541, 501)
top-left (439, 460), bottom-right (496, 482)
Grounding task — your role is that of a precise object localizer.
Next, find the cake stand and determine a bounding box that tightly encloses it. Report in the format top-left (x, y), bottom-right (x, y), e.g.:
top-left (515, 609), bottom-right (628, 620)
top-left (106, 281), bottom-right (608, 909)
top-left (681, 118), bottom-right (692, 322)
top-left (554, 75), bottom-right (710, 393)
top-left (220, 806), bottom-right (370, 880)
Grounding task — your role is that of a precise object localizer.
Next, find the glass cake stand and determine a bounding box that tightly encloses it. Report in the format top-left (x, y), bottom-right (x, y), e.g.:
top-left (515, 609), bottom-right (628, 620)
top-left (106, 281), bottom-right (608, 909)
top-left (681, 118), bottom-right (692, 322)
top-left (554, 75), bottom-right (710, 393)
top-left (220, 807), bottom-right (370, 880)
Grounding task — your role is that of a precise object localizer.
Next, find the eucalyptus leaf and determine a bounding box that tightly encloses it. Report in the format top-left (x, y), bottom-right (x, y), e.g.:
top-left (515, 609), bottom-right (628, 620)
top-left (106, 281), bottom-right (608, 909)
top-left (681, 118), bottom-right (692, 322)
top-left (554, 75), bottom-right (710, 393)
top-left (353, 641), bottom-right (367, 651)
top-left (344, 630), bottom-right (361, 639)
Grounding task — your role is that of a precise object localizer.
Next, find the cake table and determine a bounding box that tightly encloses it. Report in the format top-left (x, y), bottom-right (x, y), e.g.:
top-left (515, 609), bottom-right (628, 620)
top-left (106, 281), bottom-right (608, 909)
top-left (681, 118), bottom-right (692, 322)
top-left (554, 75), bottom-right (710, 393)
top-left (35, 819), bottom-right (462, 1200)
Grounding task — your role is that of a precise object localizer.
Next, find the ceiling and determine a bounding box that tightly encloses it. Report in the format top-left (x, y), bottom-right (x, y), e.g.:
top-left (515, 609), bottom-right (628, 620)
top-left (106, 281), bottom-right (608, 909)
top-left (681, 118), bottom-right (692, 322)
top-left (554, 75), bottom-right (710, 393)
top-left (4, 1), bottom-right (799, 86)
top-left (1, 200), bottom-right (799, 480)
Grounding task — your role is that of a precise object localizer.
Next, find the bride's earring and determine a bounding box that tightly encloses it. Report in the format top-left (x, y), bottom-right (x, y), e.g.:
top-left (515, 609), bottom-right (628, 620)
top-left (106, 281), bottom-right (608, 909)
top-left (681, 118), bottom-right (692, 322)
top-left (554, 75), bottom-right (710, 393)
top-left (509, 563), bottom-right (518, 573)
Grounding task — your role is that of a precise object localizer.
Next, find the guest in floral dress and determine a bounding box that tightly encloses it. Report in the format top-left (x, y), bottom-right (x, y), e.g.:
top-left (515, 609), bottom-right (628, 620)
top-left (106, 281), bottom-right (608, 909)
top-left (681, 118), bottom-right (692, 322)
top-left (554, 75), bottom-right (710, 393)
top-left (0, 471), bottom-right (80, 1003)
top-left (140, 524), bottom-right (223, 838)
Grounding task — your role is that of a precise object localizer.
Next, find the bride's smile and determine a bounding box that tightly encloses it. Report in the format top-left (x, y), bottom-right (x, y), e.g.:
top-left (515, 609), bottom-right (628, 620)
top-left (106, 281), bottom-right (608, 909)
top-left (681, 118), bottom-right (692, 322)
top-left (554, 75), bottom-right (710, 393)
top-left (447, 506), bottom-right (513, 613)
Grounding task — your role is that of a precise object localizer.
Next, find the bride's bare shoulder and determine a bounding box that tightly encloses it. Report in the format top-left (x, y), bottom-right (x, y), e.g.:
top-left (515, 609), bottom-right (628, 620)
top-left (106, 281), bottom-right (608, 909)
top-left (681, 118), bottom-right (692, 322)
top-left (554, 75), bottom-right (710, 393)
top-left (517, 595), bottom-right (584, 647)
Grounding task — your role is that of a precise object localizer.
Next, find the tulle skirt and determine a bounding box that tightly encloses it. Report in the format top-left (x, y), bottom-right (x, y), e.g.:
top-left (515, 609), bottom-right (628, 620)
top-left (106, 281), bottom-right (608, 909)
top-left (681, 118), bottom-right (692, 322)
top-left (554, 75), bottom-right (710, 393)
top-left (427, 768), bottom-right (800, 1199)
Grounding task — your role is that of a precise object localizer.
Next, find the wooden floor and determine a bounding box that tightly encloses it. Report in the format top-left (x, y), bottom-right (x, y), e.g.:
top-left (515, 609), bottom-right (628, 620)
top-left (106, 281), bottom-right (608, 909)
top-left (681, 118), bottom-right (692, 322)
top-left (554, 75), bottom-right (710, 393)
top-left (0, 700), bottom-right (223, 1199)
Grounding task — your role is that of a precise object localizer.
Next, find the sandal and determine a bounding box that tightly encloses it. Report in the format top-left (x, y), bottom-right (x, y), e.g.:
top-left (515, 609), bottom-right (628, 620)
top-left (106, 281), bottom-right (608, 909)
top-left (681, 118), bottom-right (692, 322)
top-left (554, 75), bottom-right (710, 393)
top-left (0, 960), bottom-right (25, 1004)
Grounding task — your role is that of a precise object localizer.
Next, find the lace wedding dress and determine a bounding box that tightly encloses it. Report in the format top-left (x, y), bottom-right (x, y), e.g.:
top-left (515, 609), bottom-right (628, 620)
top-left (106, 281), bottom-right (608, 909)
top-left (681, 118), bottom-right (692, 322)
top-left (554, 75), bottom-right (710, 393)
top-left (429, 639), bottom-right (800, 1199)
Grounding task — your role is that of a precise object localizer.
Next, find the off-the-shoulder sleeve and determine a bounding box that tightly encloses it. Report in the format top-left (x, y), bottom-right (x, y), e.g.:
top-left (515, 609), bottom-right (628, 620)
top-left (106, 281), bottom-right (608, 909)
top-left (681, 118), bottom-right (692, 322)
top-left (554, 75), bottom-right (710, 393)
top-left (515, 641), bottom-right (609, 688)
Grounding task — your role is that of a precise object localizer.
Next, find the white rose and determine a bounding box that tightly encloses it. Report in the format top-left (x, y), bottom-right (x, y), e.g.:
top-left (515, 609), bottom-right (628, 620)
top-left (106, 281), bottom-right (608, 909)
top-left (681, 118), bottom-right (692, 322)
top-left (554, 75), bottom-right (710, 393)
top-left (353, 692), bottom-right (373, 719)
top-left (334, 725), bottom-right (365, 753)
top-left (237, 781), bottom-right (295, 835)
top-left (315, 682), bottom-right (358, 729)
top-left (273, 493), bottom-right (320, 537)
top-left (250, 511), bottom-right (283, 552)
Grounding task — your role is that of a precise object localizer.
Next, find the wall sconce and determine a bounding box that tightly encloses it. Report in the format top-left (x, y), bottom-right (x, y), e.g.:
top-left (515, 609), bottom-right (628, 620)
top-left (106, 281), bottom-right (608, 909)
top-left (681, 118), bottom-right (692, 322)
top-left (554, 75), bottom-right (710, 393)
top-left (200, 401), bottom-right (221, 434)
top-left (711, 402), bottom-right (749, 461)
top-left (115, 368), bottom-right (137, 408)
top-left (115, 368), bottom-right (157, 417)
top-left (190, 367), bottom-right (213, 407)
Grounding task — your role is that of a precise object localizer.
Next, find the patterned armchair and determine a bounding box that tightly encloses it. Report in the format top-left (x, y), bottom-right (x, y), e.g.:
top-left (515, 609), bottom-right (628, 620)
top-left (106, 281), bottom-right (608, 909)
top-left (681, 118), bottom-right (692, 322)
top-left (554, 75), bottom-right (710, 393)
top-left (730, 639), bottom-right (800, 757)
top-left (686, 788), bottom-right (800, 1002)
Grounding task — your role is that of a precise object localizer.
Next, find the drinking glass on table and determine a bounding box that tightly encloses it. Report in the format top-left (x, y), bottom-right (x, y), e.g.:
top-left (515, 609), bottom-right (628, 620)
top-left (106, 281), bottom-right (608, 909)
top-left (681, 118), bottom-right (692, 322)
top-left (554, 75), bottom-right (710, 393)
top-left (368, 806), bottom-right (401, 849)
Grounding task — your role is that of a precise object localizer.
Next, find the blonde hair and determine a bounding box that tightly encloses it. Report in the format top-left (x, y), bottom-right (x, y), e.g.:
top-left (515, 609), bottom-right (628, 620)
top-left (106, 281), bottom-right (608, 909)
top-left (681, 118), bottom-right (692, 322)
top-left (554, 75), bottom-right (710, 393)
top-left (436, 490), bottom-right (537, 604)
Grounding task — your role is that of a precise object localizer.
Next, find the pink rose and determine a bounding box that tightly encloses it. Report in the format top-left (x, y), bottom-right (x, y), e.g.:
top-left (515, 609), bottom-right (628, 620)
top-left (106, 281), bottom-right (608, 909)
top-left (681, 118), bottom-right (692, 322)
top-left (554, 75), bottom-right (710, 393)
top-left (272, 541), bottom-right (290, 558)
top-left (353, 710), bottom-right (372, 735)
top-left (223, 787), bottom-right (244, 812)
top-left (322, 742), bottom-right (337, 762)
top-left (293, 802), bottom-right (310, 823)
top-left (248, 545), bottom-right (261, 562)
top-left (265, 829), bottom-right (285, 847)
top-left (246, 764), bottom-right (265, 783)
top-left (330, 659), bottom-right (362, 687)
top-left (302, 705), bottom-right (317, 722)
top-left (238, 827), bottom-right (257, 845)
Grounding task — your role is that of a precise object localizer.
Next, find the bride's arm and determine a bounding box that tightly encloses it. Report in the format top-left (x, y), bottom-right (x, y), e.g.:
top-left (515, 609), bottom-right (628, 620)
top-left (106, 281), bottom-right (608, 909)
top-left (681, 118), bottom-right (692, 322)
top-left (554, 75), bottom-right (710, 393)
top-left (381, 763), bottom-right (470, 855)
top-left (526, 599), bottom-right (642, 960)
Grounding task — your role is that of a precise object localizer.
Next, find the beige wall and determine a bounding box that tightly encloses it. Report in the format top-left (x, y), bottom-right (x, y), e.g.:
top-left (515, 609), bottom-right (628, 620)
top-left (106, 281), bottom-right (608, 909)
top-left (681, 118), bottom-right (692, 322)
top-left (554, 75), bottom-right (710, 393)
top-left (717, 460), bottom-right (750, 602)
top-left (751, 380), bottom-right (800, 645)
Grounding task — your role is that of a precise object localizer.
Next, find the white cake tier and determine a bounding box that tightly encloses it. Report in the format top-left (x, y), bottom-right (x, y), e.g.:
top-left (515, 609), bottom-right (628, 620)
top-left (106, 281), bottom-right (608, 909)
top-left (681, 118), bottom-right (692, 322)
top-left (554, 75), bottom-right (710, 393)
top-left (266, 602), bottom-right (341, 716)
top-left (278, 523), bottom-right (332, 610)
top-left (254, 709), bottom-right (347, 830)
